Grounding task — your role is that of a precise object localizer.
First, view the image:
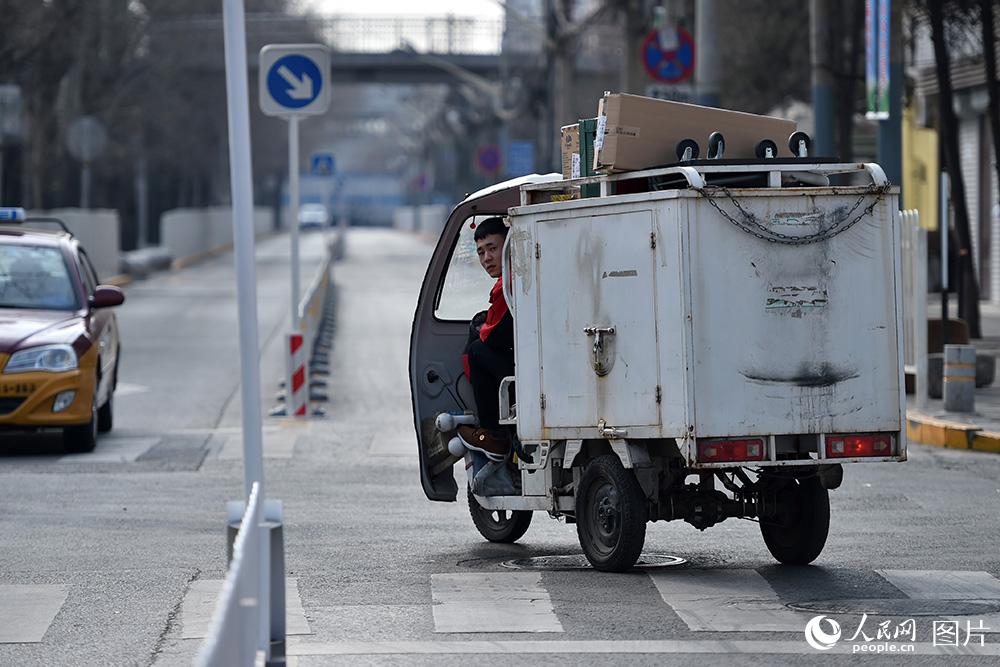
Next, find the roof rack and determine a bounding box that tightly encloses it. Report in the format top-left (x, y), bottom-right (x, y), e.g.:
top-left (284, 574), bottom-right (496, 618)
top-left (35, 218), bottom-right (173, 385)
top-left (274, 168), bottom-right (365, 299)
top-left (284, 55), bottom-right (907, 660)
top-left (518, 162), bottom-right (890, 206)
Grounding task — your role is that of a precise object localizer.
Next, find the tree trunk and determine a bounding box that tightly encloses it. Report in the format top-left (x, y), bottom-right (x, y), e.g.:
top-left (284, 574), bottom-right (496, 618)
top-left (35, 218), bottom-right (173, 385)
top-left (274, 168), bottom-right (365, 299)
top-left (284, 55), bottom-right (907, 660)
top-left (982, 0), bottom-right (1000, 235)
top-left (929, 1), bottom-right (982, 337)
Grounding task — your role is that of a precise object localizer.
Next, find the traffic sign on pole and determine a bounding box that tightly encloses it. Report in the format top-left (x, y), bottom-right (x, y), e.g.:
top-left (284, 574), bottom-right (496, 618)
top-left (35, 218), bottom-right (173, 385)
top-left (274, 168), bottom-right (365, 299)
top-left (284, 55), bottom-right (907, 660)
top-left (310, 153), bottom-right (335, 177)
top-left (259, 44), bottom-right (331, 117)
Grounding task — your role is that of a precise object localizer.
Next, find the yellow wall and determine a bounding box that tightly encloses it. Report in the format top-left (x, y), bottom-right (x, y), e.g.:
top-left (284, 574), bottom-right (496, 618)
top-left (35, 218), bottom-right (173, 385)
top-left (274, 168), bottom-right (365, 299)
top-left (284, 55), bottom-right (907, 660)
top-left (903, 105), bottom-right (939, 229)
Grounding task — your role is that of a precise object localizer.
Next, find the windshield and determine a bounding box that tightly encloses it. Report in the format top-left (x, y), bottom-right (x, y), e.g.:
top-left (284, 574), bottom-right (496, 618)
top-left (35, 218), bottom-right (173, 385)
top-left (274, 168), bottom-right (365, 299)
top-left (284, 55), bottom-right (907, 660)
top-left (0, 244), bottom-right (79, 310)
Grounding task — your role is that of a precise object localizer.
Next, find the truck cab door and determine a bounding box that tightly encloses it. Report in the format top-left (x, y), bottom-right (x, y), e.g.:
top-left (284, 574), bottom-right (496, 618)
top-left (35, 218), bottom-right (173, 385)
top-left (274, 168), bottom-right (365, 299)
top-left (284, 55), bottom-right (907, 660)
top-left (409, 186), bottom-right (526, 502)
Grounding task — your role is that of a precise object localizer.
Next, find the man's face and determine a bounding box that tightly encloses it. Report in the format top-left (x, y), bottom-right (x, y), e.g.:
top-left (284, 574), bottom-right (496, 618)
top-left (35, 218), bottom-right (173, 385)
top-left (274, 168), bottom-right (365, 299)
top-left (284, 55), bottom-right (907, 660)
top-left (475, 233), bottom-right (505, 279)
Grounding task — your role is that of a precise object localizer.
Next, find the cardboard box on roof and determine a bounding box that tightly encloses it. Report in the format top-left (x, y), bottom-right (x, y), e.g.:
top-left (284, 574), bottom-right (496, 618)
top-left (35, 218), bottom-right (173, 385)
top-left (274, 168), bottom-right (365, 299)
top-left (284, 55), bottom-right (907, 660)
top-left (560, 124), bottom-right (580, 180)
top-left (593, 93), bottom-right (797, 173)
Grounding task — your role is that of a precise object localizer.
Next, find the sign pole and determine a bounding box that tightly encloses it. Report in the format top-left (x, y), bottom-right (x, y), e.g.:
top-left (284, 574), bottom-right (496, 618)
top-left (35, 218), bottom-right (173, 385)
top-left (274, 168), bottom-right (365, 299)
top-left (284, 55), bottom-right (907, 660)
top-left (221, 0), bottom-right (269, 654)
top-left (289, 115), bottom-right (301, 330)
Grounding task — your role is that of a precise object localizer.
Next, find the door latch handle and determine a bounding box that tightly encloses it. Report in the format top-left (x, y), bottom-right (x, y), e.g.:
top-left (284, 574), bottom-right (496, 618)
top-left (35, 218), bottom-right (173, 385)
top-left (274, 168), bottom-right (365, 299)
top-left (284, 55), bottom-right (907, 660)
top-left (583, 326), bottom-right (616, 376)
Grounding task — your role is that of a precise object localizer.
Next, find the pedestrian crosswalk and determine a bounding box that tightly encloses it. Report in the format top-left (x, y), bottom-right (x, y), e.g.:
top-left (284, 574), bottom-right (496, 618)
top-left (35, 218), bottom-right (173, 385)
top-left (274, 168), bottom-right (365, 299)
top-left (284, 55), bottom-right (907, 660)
top-left (7, 568), bottom-right (1000, 657)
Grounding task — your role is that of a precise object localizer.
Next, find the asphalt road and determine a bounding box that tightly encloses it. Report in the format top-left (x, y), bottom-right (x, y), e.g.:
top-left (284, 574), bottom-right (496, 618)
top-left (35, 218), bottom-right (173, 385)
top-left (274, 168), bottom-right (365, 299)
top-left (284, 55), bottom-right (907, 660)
top-left (1, 228), bottom-right (1000, 666)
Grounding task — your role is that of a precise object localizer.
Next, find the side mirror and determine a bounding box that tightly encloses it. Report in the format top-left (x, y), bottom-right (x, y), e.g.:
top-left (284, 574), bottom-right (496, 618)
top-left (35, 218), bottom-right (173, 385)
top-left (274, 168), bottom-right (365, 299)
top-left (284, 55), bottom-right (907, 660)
top-left (90, 285), bottom-right (125, 309)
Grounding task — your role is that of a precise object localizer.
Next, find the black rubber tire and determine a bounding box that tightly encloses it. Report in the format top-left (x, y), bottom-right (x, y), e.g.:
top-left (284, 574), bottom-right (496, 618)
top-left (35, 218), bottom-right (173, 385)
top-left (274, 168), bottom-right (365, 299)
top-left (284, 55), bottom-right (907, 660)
top-left (676, 138), bottom-right (699, 161)
top-left (575, 454), bottom-right (648, 572)
top-left (755, 139), bottom-right (778, 159)
top-left (468, 487), bottom-right (532, 543)
top-left (97, 392), bottom-right (113, 433)
top-left (707, 132), bottom-right (725, 159)
top-left (64, 402), bottom-right (98, 453)
top-left (788, 131), bottom-right (812, 157)
top-left (759, 476), bottom-right (830, 565)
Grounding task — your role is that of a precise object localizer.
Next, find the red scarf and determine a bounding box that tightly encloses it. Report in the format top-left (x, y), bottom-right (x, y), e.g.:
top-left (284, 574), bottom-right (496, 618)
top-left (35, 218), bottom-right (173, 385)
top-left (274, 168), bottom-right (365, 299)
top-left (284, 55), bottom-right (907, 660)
top-left (479, 278), bottom-right (509, 343)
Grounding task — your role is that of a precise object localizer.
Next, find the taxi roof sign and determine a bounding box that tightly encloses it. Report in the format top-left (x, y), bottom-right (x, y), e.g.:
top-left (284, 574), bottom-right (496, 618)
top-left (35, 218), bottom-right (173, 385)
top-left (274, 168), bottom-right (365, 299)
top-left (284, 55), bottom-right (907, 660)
top-left (0, 207), bottom-right (26, 221)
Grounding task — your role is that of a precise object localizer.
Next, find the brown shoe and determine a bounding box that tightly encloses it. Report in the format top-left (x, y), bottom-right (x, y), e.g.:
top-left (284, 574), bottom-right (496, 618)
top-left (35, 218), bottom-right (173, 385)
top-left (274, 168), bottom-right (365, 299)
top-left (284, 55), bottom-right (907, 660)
top-left (457, 426), bottom-right (510, 461)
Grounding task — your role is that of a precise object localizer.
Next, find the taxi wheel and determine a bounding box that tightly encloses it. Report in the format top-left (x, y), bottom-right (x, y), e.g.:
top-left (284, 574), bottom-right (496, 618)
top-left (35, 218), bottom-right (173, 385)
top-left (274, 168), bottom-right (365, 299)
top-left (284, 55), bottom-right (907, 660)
top-left (97, 393), bottom-right (113, 433)
top-left (64, 403), bottom-right (98, 453)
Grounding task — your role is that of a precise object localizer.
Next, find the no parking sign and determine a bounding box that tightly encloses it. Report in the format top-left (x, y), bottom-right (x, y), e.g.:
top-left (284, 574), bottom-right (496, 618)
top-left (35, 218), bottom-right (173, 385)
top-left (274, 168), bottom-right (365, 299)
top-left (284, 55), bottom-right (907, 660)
top-left (641, 27), bottom-right (695, 84)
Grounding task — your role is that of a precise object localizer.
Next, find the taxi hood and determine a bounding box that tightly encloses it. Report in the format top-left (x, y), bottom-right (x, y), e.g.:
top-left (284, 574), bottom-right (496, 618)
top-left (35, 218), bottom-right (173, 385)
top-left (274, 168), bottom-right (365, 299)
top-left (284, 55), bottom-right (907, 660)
top-left (0, 309), bottom-right (80, 354)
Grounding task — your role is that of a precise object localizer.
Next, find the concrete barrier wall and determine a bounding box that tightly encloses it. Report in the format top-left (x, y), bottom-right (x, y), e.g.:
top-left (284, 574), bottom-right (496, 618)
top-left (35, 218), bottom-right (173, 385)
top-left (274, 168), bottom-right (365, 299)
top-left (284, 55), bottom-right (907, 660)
top-left (161, 206), bottom-right (271, 263)
top-left (393, 205), bottom-right (449, 235)
top-left (27, 208), bottom-right (121, 281)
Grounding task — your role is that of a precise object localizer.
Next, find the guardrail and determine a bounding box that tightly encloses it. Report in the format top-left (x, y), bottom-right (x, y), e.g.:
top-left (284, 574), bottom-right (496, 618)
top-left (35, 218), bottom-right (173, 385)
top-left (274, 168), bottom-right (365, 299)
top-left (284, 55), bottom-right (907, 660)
top-left (901, 208), bottom-right (928, 410)
top-left (195, 483), bottom-right (264, 667)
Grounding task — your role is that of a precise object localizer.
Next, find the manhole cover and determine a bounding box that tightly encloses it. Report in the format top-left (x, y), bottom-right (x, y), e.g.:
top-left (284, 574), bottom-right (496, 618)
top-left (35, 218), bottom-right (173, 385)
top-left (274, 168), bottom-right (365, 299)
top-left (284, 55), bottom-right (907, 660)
top-left (500, 553), bottom-right (686, 571)
top-left (789, 599), bottom-right (1000, 617)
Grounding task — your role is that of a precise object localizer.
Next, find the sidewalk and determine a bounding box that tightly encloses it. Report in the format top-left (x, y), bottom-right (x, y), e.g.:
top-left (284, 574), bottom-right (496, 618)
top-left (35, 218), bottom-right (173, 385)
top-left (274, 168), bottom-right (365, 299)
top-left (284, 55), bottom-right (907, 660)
top-left (906, 300), bottom-right (1000, 454)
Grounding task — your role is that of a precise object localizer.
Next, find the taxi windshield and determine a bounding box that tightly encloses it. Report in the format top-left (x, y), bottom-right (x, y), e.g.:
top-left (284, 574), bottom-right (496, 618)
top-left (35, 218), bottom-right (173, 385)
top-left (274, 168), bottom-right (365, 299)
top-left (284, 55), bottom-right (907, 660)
top-left (0, 244), bottom-right (79, 310)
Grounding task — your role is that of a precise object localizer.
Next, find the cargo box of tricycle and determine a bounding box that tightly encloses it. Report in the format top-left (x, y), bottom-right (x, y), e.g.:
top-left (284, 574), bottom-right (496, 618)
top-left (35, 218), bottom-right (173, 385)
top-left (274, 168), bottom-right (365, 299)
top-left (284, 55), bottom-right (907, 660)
top-left (505, 162), bottom-right (905, 468)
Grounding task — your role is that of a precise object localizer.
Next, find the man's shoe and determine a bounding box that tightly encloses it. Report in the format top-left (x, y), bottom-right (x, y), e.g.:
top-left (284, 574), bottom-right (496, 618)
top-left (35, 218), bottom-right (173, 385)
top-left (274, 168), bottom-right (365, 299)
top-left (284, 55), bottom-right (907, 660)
top-left (457, 426), bottom-right (510, 462)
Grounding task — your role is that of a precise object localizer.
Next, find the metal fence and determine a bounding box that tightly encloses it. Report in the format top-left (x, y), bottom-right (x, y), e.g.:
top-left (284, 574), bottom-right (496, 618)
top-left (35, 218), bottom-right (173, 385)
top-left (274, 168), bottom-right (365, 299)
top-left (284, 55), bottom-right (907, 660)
top-left (195, 483), bottom-right (265, 667)
top-left (901, 209), bottom-right (928, 410)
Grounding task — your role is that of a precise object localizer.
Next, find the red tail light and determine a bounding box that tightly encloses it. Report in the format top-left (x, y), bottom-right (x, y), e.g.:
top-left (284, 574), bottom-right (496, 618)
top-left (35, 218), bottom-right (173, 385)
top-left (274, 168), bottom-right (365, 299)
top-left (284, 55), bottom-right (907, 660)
top-left (697, 438), bottom-right (766, 463)
top-left (826, 434), bottom-right (893, 458)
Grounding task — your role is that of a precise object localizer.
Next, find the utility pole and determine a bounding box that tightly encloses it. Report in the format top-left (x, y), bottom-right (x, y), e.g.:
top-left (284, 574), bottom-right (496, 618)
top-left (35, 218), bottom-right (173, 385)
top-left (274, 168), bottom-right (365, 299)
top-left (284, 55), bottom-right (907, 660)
top-left (876, 0), bottom-right (902, 189)
top-left (695, 0), bottom-right (721, 107)
top-left (810, 0), bottom-right (835, 156)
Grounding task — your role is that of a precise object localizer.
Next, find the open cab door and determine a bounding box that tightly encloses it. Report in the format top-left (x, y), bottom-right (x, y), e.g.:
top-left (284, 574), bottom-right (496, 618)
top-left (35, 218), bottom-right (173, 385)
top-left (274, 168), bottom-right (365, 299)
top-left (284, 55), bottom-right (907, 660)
top-left (409, 174), bottom-right (561, 501)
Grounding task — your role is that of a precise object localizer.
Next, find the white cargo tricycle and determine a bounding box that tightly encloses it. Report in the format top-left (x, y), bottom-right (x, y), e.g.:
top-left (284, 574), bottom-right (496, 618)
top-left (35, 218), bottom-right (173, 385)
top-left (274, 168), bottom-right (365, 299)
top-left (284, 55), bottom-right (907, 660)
top-left (410, 158), bottom-right (905, 572)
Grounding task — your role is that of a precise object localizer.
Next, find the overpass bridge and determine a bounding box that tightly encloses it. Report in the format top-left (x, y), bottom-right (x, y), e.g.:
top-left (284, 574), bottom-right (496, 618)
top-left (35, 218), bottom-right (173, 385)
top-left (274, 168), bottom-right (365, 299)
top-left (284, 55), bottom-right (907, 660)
top-left (151, 12), bottom-right (546, 84)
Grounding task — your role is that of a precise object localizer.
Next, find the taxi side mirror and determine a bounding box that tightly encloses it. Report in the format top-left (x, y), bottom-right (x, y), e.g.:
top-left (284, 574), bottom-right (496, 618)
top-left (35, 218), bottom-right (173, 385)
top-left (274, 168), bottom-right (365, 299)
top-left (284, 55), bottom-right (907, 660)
top-left (90, 285), bottom-right (125, 309)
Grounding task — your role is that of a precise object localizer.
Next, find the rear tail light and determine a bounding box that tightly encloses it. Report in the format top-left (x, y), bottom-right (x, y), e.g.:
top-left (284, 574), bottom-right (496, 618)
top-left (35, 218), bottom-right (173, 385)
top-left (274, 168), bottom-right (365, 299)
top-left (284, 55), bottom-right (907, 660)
top-left (826, 434), bottom-right (893, 458)
top-left (697, 438), bottom-right (766, 463)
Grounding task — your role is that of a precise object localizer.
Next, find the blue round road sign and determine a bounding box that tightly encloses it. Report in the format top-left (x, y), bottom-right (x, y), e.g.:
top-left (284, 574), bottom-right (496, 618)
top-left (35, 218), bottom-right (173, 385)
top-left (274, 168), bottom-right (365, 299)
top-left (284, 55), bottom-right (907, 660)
top-left (642, 28), bottom-right (695, 84)
top-left (267, 55), bottom-right (322, 110)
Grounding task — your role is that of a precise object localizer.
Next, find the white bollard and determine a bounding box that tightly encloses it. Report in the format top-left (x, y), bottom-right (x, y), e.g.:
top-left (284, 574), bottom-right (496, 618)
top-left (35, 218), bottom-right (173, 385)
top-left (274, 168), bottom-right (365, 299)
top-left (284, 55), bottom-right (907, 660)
top-left (943, 344), bottom-right (976, 413)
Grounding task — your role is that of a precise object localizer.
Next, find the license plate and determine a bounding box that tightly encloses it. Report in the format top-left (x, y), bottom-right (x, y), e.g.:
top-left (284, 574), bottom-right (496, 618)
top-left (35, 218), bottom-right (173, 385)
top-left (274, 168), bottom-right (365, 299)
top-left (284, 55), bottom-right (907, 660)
top-left (0, 382), bottom-right (37, 397)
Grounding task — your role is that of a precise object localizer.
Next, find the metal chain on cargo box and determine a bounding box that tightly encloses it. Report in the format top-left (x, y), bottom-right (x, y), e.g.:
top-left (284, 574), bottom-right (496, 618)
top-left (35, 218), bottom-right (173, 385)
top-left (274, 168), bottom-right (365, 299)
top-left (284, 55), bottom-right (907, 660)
top-left (693, 184), bottom-right (891, 245)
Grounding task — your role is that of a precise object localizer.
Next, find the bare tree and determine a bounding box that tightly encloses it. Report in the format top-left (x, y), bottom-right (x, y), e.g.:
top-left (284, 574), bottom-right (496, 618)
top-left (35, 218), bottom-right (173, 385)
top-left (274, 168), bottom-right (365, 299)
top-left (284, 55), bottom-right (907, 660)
top-left (981, 0), bottom-right (1000, 228)
top-left (926, 0), bottom-right (982, 337)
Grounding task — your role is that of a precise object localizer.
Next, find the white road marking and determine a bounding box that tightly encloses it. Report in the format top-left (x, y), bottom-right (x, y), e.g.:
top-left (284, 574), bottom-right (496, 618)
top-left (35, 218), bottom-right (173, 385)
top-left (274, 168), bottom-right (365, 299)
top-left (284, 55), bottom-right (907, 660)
top-left (180, 577), bottom-right (310, 639)
top-left (877, 570), bottom-right (1000, 599)
top-left (0, 584), bottom-right (69, 643)
top-left (286, 639), bottom-right (1000, 656)
top-left (216, 432), bottom-right (297, 460)
top-left (58, 437), bottom-right (159, 463)
top-left (431, 573), bottom-right (563, 633)
top-left (648, 569), bottom-right (812, 632)
top-left (114, 382), bottom-right (150, 397)
top-left (878, 570), bottom-right (1000, 633)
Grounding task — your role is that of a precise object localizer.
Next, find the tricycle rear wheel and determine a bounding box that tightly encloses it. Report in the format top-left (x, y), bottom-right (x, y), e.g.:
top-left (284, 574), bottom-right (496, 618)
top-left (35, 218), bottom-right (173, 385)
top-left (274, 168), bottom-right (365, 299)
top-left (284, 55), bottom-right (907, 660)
top-left (575, 455), bottom-right (647, 572)
top-left (467, 487), bottom-right (532, 543)
top-left (759, 476), bottom-right (830, 564)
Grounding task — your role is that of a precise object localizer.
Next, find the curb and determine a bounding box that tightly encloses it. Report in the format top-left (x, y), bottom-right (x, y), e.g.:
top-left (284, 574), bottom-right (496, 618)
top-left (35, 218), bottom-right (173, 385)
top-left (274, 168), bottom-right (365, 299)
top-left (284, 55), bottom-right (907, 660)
top-left (906, 411), bottom-right (1000, 454)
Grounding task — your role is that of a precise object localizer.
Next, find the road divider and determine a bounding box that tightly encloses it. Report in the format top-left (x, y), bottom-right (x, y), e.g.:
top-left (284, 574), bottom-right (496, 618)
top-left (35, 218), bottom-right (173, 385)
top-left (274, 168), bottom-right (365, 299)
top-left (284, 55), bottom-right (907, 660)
top-left (272, 233), bottom-right (340, 418)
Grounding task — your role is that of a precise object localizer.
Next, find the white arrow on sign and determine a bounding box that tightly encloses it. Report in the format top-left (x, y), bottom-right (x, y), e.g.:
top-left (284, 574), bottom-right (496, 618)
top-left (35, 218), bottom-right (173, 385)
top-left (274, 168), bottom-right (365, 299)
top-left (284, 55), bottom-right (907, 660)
top-left (278, 65), bottom-right (313, 100)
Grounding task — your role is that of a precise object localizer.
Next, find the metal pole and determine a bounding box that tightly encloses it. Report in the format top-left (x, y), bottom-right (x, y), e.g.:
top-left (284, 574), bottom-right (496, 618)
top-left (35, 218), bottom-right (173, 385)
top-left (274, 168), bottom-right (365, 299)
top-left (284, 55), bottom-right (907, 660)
top-left (915, 218), bottom-right (929, 411)
top-left (810, 0), bottom-right (835, 156)
top-left (289, 115), bottom-right (301, 331)
top-left (135, 155), bottom-right (148, 247)
top-left (0, 148), bottom-right (5, 204)
top-left (221, 0), bottom-right (269, 656)
top-left (941, 170), bottom-right (950, 345)
top-left (81, 162), bottom-right (91, 209)
top-left (876, 0), bottom-right (903, 188)
top-left (695, 0), bottom-right (721, 107)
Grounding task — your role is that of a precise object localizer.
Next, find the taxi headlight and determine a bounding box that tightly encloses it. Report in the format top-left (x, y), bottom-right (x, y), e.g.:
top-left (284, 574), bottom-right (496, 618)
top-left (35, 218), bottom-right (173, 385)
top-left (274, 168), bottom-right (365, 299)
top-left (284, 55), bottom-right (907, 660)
top-left (4, 344), bottom-right (78, 373)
